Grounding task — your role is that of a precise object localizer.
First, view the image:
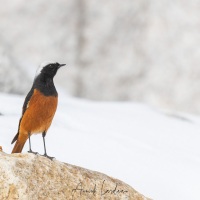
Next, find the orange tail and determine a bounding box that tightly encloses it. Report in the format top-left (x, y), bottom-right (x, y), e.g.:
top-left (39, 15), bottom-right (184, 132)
top-left (11, 138), bottom-right (27, 153)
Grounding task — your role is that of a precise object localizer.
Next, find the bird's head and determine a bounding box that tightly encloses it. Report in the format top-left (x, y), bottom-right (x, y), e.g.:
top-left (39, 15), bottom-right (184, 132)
top-left (36, 61), bottom-right (66, 79)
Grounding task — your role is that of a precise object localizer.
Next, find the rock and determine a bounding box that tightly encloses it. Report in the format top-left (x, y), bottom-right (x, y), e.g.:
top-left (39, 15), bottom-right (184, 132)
top-left (0, 152), bottom-right (149, 200)
top-left (0, 146), bottom-right (2, 151)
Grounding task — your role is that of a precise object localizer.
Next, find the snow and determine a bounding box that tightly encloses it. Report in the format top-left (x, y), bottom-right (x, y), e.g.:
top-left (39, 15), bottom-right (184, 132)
top-left (2, 1), bottom-right (200, 114)
top-left (1, 92), bottom-right (200, 200)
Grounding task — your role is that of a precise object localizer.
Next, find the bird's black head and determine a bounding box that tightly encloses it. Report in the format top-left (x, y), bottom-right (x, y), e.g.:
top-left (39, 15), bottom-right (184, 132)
top-left (33, 62), bottom-right (66, 96)
top-left (37, 62), bottom-right (66, 79)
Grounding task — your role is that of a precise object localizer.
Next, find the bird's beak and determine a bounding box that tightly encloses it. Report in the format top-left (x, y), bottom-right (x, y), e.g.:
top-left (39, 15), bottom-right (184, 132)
top-left (59, 64), bottom-right (66, 68)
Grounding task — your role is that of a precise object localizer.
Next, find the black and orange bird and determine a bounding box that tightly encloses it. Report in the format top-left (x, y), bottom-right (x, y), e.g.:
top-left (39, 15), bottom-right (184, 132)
top-left (11, 62), bottom-right (65, 159)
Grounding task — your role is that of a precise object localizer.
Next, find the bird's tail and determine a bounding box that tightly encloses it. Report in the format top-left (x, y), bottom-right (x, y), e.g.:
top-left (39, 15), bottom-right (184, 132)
top-left (11, 136), bottom-right (27, 153)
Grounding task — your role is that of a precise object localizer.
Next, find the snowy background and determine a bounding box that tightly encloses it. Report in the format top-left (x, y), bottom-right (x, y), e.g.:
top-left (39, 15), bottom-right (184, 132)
top-left (1, 1), bottom-right (200, 200)
top-left (1, 0), bottom-right (200, 114)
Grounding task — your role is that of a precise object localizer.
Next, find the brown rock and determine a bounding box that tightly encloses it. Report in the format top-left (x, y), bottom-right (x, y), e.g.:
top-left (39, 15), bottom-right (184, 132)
top-left (0, 146), bottom-right (2, 151)
top-left (0, 152), bottom-right (149, 200)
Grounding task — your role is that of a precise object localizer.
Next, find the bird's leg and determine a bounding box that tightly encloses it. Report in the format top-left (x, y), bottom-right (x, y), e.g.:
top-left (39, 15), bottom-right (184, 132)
top-left (42, 131), bottom-right (54, 160)
top-left (27, 132), bottom-right (38, 154)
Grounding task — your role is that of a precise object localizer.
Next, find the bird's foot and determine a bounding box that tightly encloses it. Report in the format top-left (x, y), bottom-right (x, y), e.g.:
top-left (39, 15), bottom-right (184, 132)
top-left (28, 150), bottom-right (38, 155)
top-left (43, 153), bottom-right (54, 160)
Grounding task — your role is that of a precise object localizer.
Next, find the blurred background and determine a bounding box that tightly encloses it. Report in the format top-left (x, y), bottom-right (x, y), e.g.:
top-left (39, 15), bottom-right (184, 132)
top-left (0, 0), bottom-right (200, 114)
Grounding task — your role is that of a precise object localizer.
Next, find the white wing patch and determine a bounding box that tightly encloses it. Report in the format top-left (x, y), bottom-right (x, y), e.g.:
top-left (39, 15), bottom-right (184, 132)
top-left (26, 101), bottom-right (30, 109)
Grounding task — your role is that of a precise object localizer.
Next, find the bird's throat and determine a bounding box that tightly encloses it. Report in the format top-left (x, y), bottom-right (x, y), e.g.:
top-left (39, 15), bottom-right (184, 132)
top-left (34, 74), bottom-right (58, 97)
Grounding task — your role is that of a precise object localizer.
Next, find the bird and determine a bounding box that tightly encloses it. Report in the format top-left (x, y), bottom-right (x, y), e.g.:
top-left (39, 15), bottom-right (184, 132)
top-left (11, 62), bottom-right (66, 159)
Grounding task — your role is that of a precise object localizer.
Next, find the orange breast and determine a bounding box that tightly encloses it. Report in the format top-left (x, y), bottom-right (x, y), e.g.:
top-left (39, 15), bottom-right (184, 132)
top-left (20, 89), bottom-right (58, 134)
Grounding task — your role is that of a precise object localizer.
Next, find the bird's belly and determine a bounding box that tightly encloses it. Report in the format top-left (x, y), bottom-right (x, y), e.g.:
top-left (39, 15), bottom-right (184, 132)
top-left (20, 90), bottom-right (58, 134)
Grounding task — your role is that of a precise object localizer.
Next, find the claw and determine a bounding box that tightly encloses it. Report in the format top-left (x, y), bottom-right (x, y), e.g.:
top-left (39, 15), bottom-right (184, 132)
top-left (43, 153), bottom-right (54, 160)
top-left (28, 150), bottom-right (38, 155)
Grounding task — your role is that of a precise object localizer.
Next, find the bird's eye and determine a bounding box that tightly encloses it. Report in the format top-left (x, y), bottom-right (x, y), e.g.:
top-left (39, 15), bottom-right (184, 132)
top-left (49, 65), bottom-right (53, 68)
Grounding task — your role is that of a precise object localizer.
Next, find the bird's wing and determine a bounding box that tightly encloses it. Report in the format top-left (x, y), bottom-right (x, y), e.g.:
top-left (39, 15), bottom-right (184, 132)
top-left (11, 88), bottom-right (34, 144)
top-left (22, 87), bottom-right (34, 115)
